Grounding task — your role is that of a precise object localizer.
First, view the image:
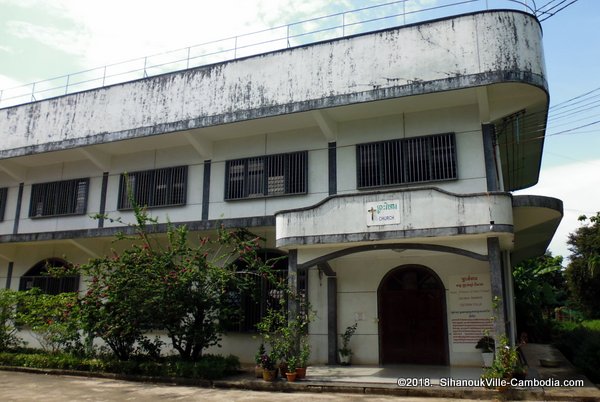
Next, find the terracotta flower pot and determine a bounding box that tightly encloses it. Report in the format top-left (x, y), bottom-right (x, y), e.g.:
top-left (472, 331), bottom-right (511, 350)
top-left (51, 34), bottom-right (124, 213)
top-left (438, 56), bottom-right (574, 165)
top-left (286, 372), bottom-right (297, 382)
top-left (254, 365), bottom-right (263, 378)
top-left (262, 369), bottom-right (277, 382)
top-left (295, 367), bottom-right (306, 379)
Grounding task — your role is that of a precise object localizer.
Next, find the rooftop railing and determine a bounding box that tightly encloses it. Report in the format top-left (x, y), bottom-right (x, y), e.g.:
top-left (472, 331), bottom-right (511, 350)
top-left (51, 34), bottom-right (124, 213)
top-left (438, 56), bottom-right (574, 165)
top-left (0, 0), bottom-right (541, 109)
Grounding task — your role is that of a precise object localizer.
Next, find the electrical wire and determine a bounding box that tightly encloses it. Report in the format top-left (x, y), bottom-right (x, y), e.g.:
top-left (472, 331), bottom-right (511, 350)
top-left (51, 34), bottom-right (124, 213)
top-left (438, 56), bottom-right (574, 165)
top-left (538, 0), bottom-right (578, 22)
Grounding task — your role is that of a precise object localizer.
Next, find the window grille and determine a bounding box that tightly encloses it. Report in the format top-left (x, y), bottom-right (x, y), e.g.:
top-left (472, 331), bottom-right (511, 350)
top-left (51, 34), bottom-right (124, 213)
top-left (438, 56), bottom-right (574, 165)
top-left (357, 133), bottom-right (457, 188)
top-left (224, 251), bottom-right (307, 333)
top-left (225, 151), bottom-right (307, 200)
top-left (118, 165), bottom-right (187, 210)
top-left (29, 178), bottom-right (89, 218)
top-left (18, 258), bottom-right (79, 295)
top-left (0, 187), bottom-right (7, 221)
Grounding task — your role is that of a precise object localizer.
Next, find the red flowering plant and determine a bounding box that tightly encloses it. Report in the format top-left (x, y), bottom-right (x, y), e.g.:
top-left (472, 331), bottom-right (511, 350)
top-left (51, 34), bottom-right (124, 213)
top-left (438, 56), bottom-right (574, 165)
top-left (77, 181), bottom-right (272, 361)
top-left (18, 288), bottom-right (82, 354)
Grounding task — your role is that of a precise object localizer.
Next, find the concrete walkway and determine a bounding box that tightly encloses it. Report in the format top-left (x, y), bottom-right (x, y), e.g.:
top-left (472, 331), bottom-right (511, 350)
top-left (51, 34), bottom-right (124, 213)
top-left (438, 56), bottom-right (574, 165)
top-left (1, 344), bottom-right (599, 401)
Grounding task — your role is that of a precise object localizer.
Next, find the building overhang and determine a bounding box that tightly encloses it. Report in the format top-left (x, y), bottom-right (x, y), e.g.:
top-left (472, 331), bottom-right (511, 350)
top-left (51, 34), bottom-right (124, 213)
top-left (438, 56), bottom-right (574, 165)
top-left (0, 10), bottom-right (547, 163)
top-left (511, 195), bottom-right (563, 264)
top-left (275, 188), bottom-right (515, 249)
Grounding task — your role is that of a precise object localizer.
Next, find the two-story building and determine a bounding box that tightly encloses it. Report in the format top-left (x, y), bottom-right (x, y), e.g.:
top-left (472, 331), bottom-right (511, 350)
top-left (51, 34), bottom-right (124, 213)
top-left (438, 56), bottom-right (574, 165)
top-left (0, 9), bottom-right (562, 366)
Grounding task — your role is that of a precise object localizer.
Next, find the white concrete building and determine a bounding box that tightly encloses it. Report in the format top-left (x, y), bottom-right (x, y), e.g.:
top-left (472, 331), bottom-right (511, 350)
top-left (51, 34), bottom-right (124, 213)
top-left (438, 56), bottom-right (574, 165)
top-left (0, 9), bottom-right (562, 366)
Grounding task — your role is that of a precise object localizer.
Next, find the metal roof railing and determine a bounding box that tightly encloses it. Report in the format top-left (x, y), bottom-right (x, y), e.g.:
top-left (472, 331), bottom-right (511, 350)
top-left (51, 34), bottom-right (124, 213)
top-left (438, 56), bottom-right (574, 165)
top-left (0, 0), bottom-right (539, 109)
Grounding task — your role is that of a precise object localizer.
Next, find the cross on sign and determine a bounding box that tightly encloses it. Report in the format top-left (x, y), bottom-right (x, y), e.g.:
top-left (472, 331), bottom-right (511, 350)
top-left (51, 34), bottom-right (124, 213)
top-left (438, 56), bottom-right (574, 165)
top-left (368, 206), bottom-right (376, 220)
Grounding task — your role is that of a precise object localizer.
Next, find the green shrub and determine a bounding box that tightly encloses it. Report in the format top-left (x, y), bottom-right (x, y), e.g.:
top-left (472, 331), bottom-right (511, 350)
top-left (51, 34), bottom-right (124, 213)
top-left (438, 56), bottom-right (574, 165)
top-left (552, 320), bottom-right (600, 383)
top-left (0, 350), bottom-right (239, 380)
top-left (0, 290), bottom-right (22, 351)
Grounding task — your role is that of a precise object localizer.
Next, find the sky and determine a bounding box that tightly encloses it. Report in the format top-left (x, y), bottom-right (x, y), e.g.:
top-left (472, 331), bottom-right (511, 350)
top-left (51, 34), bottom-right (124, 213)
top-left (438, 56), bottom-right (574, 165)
top-left (0, 0), bottom-right (598, 261)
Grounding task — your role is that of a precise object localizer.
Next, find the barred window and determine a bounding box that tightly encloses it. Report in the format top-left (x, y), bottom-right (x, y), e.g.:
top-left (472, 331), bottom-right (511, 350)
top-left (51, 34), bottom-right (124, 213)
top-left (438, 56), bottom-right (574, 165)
top-left (118, 166), bottom-right (187, 210)
top-left (29, 178), bottom-right (89, 218)
top-left (225, 151), bottom-right (307, 200)
top-left (19, 258), bottom-right (79, 295)
top-left (0, 187), bottom-right (7, 221)
top-left (224, 251), bottom-right (307, 333)
top-left (357, 133), bottom-right (457, 188)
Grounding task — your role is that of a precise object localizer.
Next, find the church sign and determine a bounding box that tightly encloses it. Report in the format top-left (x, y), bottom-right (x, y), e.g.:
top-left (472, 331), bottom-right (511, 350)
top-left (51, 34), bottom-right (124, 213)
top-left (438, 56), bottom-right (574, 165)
top-left (365, 200), bottom-right (400, 226)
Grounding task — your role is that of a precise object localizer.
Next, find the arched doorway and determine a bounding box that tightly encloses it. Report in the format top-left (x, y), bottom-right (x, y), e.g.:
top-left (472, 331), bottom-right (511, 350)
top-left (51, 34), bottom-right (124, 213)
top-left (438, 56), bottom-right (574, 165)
top-left (18, 258), bottom-right (79, 295)
top-left (378, 265), bottom-right (447, 365)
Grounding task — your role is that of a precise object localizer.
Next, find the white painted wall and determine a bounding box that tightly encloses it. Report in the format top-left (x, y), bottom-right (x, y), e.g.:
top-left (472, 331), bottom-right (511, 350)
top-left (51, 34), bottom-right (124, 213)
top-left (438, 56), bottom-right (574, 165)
top-left (18, 160), bottom-right (104, 234)
top-left (103, 146), bottom-right (204, 227)
top-left (209, 128), bottom-right (329, 220)
top-left (0, 183), bottom-right (19, 234)
top-left (276, 189), bottom-right (513, 246)
top-left (0, 11), bottom-right (545, 156)
top-left (305, 247), bottom-right (491, 366)
top-left (337, 104), bottom-right (487, 195)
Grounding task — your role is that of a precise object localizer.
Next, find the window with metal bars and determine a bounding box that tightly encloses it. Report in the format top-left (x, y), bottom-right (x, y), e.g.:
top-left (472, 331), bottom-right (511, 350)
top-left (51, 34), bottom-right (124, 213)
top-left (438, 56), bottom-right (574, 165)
top-left (118, 166), bottom-right (188, 210)
top-left (225, 151), bottom-right (308, 200)
top-left (0, 187), bottom-right (7, 221)
top-left (29, 178), bottom-right (89, 218)
top-left (356, 133), bottom-right (457, 188)
top-left (18, 258), bottom-right (79, 295)
top-left (224, 251), bottom-right (307, 333)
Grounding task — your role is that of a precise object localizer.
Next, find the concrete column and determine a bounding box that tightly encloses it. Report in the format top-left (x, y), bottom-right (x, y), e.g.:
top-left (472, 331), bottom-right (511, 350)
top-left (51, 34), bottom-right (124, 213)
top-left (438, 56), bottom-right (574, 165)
top-left (98, 172), bottom-right (109, 228)
top-left (287, 249), bottom-right (298, 320)
top-left (482, 124), bottom-right (500, 191)
top-left (12, 183), bottom-right (23, 234)
top-left (327, 276), bottom-right (338, 365)
top-left (503, 250), bottom-right (517, 345)
top-left (201, 160), bottom-right (211, 220)
top-left (5, 261), bottom-right (13, 289)
top-left (328, 142), bottom-right (337, 196)
top-left (487, 237), bottom-right (507, 343)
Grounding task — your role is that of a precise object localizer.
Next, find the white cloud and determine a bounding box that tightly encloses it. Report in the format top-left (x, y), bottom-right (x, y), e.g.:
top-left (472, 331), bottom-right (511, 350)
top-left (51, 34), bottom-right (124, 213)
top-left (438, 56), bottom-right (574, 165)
top-left (516, 159), bottom-right (600, 259)
top-left (0, 74), bottom-right (23, 89)
top-left (0, 44), bottom-right (14, 53)
top-left (7, 20), bottom-right (90, 55)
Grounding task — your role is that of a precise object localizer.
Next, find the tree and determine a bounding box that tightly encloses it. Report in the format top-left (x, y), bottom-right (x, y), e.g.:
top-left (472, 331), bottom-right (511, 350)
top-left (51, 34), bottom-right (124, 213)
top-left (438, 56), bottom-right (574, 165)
top-left (566, 212), bottom-right (600, 318)
top-left (513, 252), bottom-right (565, 341)
top-left (0, 289), bottom-right (22, 351)
top-left (18, 289), bottom-right (82, 354)
top-left (78, 201), bottom-right (269, 361)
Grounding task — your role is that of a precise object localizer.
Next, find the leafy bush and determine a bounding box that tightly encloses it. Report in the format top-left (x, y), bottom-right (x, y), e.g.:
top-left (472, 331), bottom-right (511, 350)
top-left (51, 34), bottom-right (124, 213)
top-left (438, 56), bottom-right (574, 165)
top-left (0, 290), bottom-right (22, 351)
top-left (17, 289), bottom-right (83, 354)
top-left (78, 199), bottom-right (269, 361)
top-left (0, 350), bottom-right (239, 380)
top-left (552, 320), bottom-right (600, 383)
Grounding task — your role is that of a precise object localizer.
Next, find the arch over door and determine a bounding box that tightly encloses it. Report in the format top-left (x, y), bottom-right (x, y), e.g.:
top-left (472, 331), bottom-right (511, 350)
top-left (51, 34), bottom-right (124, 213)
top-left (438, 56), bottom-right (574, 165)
top-left (378, 265), bottom-right (448, 365)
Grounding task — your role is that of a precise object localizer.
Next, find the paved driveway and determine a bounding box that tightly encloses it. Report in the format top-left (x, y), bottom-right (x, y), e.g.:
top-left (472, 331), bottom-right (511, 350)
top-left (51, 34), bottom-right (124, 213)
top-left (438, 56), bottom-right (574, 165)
top-left (0, 371), bottom-right (480, 401)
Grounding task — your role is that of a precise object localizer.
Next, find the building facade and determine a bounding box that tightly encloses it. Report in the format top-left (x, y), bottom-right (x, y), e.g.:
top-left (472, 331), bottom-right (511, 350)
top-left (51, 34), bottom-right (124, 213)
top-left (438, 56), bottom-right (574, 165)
top-left (0, 10), bottom-right (562, 366)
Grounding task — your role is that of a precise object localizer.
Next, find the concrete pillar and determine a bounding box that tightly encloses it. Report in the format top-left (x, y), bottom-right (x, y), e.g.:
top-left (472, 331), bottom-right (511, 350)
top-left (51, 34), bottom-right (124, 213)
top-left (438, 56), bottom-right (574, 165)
top-left (12, 183), bottom-right (23, 234)
top-left (487, 237), bottom-right (507, 344)
top-left (201, 160), bottom-right (211, 220)
top-left (503, 250), bottom-right (517, 345)
top-left (98, 172), bottom-right (109, 228)
top-left (328, 142), bottom-right (337, 196)
top-left (482, 123), bottom-right (500, 191)
top-left (327, 275), bottom-right (338, 365)
top-left (5, 261), bottom-right (13, 289)
top-left (288, 249), bottom-right (298, 320)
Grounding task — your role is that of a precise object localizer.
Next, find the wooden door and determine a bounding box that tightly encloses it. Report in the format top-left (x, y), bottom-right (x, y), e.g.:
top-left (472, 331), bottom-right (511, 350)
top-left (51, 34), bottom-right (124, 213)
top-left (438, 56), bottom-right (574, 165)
top-left (379, 266), bottom-right (447, 365)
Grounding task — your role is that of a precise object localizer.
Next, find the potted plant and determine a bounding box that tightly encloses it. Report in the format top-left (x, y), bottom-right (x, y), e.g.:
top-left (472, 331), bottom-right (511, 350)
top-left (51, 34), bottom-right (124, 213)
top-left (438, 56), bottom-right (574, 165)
top-left (475, 335), bottom-right (495, 368)
top-left (254, 343), bottom-right (266, 378)
top-left (481, 336), bottom-right (521, 391)
top-left (338, 323), bottom-right (358, 365)
top-left (260, 353), bottom-right (277, 381)
top-left (285, 355), bottom-right (298, 382)
top-left (296, 335), bottom-right (310, 379)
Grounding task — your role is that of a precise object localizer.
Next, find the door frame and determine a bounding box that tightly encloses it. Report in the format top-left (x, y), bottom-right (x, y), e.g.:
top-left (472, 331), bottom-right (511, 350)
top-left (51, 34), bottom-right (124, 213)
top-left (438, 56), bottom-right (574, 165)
top-left (377, 264), bottom-right (449, 365)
